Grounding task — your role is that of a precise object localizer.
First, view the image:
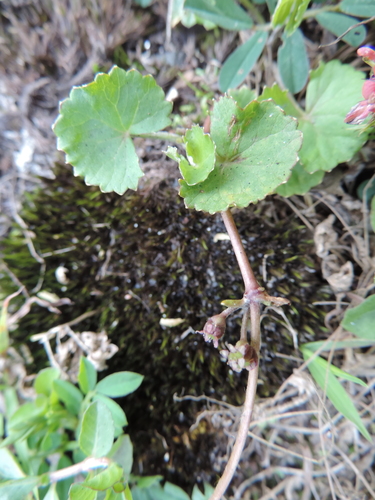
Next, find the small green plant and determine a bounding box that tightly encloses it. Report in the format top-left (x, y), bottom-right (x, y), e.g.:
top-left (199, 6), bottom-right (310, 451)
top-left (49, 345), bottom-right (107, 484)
top-left (48, 39), bottom-right (374, 495)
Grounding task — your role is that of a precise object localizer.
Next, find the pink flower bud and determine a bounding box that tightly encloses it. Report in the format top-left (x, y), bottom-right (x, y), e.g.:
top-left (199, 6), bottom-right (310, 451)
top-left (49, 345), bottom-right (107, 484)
top-left (357, 46), bottom-right (375, 61)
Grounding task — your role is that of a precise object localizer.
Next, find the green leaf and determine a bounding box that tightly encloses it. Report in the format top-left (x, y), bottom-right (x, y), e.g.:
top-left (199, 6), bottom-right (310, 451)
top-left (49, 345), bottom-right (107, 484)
top-left (132, 475), bottom-right (163, 489)
top-left (34, 367), bottom-right (60, 396)
top-left (184, 0), bottom-right (253, 30)
top-left (371, 196), bottom-right (375, 232)
top-left (302, 338), bottom-right (375, 352)
top-left (0, 448), bottom-right (25, 480)
top-left (192, 484), bottom-right (215, 500)
top-left (53, 379), bottom-right (83, 415)
top-left (340, 0), bottom-right (375, 17)
top-left (278, 29), bottom-right (309, 94)
top-left (276, 162), bottom-right (324, 196)
top-left (69, 483), bottom-right (97, 500)
top-left (297, 61), bottom-right (366, 173)
top-left (341, 295), bottom-right (375, 339)
top-left (133, 0), bottom-right (152, 6)
top-left (272, 0), bottom-right (309, 34)
top-left (0, 476), bottom-right (40, 500)
top-left (78, 357), bottom-right (98, 395)
top-left (108, 435), bottom-right (133, 477)
top-left (85, 463), bottom-right (123, 490)
top-left (165, 126), bottom-right (215, 185)
top-left (259, 84), bottom-right (301, 117)
top-left (8, 395), bottom-right (48, 431)
top-left (56, 455), bottom-right (74, 500)
top-left (180, 98), bottom-right (302, 213)
top-left (163, 482), bottom-right (190, 500)
top-left (79, 401), bottom-right (115, 457)
top-left (316, 12), bottom-right (366, 47)
top-left (219, 32), bottom-right (268, 92)
top-left (96, 372), bottom-right (143, 398)
top-left (53, 67), bottom-right (172, 195)
top-left (228, 87), bottom-right (256, 108)
top-left (93, 394), bottom-right (128, 430)
top-left (302, 348), bottom-right (371, 441)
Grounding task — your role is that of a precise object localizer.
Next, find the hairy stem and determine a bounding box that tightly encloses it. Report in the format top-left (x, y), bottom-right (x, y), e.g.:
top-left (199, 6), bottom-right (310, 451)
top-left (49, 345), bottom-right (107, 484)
top-left (221, 209), bottom-right (260, 294)
top-left (210, 210), bottom-right (262, 500)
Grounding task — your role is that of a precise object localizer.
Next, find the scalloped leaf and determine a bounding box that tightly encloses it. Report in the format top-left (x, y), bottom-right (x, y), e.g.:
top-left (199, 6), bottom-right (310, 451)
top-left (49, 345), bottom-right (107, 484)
top-left (53, 67), bottom-right (172, 195)
top-left (165, 126), bottom-right (215, 185)
top-left (276, 162), bottom-right (324, 197)
top-left (179, 98), bottom-right (302, 213)
top-left (259, 61), bottom-right (367, 174)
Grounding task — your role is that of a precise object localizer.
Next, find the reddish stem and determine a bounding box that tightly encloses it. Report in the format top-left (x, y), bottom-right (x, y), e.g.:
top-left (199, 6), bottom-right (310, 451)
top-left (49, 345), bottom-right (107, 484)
top-left (221, 209), bottom-right (260, 294)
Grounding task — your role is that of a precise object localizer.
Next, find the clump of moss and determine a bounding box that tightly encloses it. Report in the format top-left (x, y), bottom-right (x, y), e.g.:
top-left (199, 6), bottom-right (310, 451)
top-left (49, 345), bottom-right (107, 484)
top-left (1, 164), bottom-right (331, 488)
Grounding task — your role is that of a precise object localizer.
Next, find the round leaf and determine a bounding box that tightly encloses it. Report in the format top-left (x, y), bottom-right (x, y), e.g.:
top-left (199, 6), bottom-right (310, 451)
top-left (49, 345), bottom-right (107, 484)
top-left (276, 162), bottom-right (324, 197)
top-left (278, 28), bottom-right (309, 94)
top-left (53, 67), bottom-right (172, 195)
top-left (95, 371), bottom-right (143, 398)
top-left (219, 32), bottom-right (268, 92)
top-left (34, 367), bottom-right (60, 396)
top-left (180, 98), bottom-right (302, 213)
top-left (79, 401), bottom-right (115, 457)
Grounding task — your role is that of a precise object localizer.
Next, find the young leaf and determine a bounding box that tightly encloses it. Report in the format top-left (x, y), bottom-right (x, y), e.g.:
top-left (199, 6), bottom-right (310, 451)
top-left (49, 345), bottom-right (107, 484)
top-left (0, 476), bottom-right (40, 500)
top-left (95, 372), bottom-right (143, 398)
top-left (278, 28), bottom-right (309, 94)
top-left (78, 357), bottom-right (98, 395)
top-left (79, 401), bottom-right (115, 457)
top-left (165, 126), bottom-right (215, 185)
top-left (316, 12), bottom-right (366, 47)
top-left (340, 0), bottom-right (375, 17)
top-left (219, 32), bottom-right (268, 92)
top-left (53, 67), bottom-right (172, 195)
top-left (276, 162), bottom-right (324, 197)
top-left (184, 0), bottom-right (253, 30)
top-left (341, 295), bottom-right (375, 339)
top-left (53, 379), bottom-right (83, 415)
top-left (34, 367), bottom-right (60, 396)
top-left (272, 0), bottom-right (309, 34)
top-left (84, 462), bottom-right (123, 490)
top-left (302, 348), bottom-right (371, 441)
top-left (180, 98), bottom-right (302, 213)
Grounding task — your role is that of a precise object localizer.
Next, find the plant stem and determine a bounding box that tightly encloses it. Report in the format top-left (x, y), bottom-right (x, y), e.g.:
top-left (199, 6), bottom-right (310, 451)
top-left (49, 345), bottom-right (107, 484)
top-left (221, 209), bottom-right (259, 294)
top-left (49, 457), bottom-right (110, 482)
top-left (210, 303), bottom-right (260, 500)
top-left (209, 210), bottom-right (262, 500)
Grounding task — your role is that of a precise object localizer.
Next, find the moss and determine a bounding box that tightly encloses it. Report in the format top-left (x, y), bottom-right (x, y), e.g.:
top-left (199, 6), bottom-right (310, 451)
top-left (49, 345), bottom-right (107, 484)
top-left (1, 164), bottom-right (331, 488)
